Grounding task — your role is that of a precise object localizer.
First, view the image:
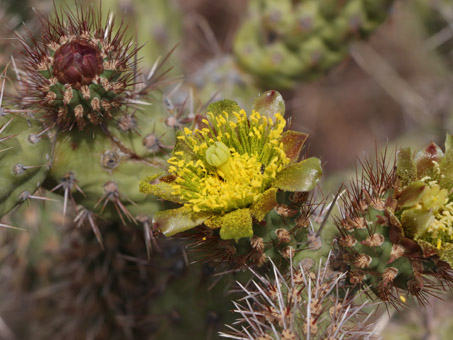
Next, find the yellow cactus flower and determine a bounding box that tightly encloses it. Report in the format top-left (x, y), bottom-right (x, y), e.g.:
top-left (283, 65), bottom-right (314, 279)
top-left (140, 100), bottom-right (322, 240)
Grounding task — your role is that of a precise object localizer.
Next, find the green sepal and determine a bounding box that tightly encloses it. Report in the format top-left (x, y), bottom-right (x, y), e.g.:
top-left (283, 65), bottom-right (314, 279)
top-left (139, 174), bottom-right (185, 204)
top-left (219, 208), bottom-right (253, 240)
top-left (397, 147), bottom-right (416, 187)
top-left (274, 157), bottom-right (322, 192)
top-left (250, 187), bottom-right (278, 221)
top-left (281, 130), bottom-right (308, 163)
top-left (252, 90), bottom-right (285, 118)
top-left (401, 208), bottom-right (433, 239)
top-left (154, 206), bottom-right (210, 237)
top-left (397, 181), bottom-right (426, 209)
top-left (207, 99), bottom-right (241, 116)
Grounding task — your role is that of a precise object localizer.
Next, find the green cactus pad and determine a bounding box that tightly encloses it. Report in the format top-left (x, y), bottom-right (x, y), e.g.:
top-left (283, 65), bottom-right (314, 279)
top-left (0, 115), bottom-right (51, 217)
top-left (107, 92), bottom-right (176, 159)
top-left (44, 127), bottom-right (166, 223)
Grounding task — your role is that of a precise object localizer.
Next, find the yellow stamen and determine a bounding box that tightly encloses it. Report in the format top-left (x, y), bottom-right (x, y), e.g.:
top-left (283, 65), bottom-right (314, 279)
top-left (165, 109), bottom-right (289, 214)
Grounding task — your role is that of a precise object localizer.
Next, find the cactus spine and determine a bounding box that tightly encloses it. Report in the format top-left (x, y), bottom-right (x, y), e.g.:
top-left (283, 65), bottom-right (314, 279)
top-left (221, 255), bottom-right (378, 339)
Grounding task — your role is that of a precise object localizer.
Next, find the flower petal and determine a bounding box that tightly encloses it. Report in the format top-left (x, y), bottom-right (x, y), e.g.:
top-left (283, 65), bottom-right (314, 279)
top-left (139, 174), bottom-right (185, 204)
top-left (252, 90), bottom-right (285, 118)
top-left (219, 209), bottom-right (253, 240)
top-left (281, 130), bottom-right (308, 163)
top-left (401, 208), bottom-right (433, 239)
top-left (415, 142), bottom-right (443, 180)
top-left (274, 157), bottom-right (322, 192)
top-left (154, 206), bottom-right (210, 236)
top-left (397, 181), bottom-right (426, 209)
top-left (250, 188), bottom-right (278, 221)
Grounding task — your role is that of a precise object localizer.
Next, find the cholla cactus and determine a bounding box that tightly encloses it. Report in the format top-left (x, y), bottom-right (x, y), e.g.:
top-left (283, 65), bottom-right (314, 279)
top-left (233, 0), bottom-right (395, 88)
top-left (396, 136), bottom-right (453, 268)
top-left (4, 3), bottom-right (185, 229)
top-left (221, 254), bottom-right (378, 340)
top-left (336, 138), bottom-right (453, 306)
top-left (18, 4), bottom-right (139, 131)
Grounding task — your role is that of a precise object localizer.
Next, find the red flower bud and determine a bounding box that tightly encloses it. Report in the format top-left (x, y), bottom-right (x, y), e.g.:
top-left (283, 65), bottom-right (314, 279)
top-left (18, 5), bottom-right (141, 131)
top-left (53, 39), bottom-right (103, 88)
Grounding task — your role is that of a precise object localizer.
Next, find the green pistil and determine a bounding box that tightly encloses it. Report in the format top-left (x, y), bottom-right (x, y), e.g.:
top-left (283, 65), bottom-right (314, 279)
top-left (206, 142), bottom-right (230, 167)
top-left (206, 142), bottom-right (234, 181)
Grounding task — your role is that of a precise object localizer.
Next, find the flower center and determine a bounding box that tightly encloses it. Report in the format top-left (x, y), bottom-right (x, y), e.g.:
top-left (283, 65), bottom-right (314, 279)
top-left (168, 110), bottom-right (289, 214)
top-left (53, 39), bottom-right (104, 88)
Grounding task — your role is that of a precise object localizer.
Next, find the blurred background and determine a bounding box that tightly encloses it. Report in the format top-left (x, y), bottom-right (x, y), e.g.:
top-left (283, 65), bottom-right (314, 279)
top-left (1, 0), bottom-right (453, 339)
